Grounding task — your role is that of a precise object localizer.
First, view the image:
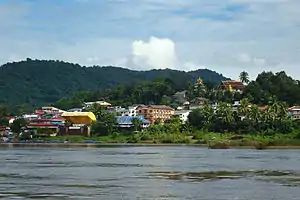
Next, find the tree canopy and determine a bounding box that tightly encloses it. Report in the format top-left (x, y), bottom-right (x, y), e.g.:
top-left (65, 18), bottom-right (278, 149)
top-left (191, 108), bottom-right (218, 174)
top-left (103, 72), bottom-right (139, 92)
top-left (0, 59), bottom-right (226, 108)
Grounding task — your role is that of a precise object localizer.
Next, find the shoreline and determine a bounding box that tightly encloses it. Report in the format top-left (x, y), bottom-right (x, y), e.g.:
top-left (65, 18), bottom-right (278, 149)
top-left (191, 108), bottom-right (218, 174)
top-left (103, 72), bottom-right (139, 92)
top-left (1, 142), bottom-right (300, 149)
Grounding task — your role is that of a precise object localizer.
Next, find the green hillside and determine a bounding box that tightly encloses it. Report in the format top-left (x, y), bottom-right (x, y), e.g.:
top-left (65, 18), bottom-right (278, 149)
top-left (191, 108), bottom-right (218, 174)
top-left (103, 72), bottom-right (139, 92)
top-left (0, 59), bottom-right (227, 106)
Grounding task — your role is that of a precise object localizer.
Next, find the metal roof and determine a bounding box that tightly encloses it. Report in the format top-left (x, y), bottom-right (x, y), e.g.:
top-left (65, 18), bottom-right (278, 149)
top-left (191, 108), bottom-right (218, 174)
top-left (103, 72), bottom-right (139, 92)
top-left (115, 116), bottom-right (150, 125)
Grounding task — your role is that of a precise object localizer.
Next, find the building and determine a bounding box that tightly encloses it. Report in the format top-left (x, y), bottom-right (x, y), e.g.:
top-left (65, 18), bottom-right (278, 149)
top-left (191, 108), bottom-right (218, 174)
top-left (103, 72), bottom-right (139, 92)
top-left (189, 104), bottom-right (202, 110)
top-left (172, 91), bottom-right (187, 104)
top-left (40, 106), bottom-right (66, 114)
top-left (219, 81), bottom-right (245, 93)
top-left (84, 101), bottom-right (111, 107)
top-left (174, 110), bottom-right (191, 123)
top-left (67, 108), bottom-right (84, 112)
top-left (125, 105), bottom-right (141, 116)
top-left (61, 112), bottom-right (96, 136)
top-left (108, 106), bottom-right (127, 116)
top-left (136, 105), bottom-right (175, 124)
top-left (115, 116), bottom-right (150, 128)
top-left (288, 106), bottom-right (300, 120)
top-left (26, 118), bottom-right (64, 136)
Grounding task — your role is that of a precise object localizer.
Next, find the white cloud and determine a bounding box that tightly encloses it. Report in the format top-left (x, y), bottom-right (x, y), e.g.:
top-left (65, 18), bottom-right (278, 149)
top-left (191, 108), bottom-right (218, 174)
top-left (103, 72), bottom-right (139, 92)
top-left (238, 53), bottom-right (266, 65)
top-left (0, 0), bottom-right (300, 80)
top-left (132, 37), bottom-right (177, 69)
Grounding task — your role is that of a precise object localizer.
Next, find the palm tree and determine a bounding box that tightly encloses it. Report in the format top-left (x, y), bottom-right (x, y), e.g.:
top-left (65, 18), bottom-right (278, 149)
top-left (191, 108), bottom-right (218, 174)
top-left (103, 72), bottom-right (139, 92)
top-left (238, 98), bottom-right (251, 119)
top-left (217, 103), bottom-right (234, 124)
top-left (239, 71), bottom-right (250, 84)
top-left (249, 105), bottom-right (261, 123)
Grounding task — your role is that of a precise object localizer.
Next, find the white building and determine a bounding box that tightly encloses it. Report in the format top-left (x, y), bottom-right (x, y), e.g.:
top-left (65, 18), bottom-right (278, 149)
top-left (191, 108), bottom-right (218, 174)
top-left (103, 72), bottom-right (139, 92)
top-left (174, 110), bottom-right (191, 123)
top-left (123, 105), bottom-right (143, 116)
top-left (84, 101), bottom-right (111, 107)
top-left (288, 106), bottom-right (300, 120)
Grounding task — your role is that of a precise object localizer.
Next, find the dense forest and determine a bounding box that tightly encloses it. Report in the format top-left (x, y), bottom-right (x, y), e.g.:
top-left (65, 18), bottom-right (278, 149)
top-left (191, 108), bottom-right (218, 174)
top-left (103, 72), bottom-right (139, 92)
top-left (0, 59), bottom-right (226, 107)
top-left (244, 71), bottom-right (300, 106)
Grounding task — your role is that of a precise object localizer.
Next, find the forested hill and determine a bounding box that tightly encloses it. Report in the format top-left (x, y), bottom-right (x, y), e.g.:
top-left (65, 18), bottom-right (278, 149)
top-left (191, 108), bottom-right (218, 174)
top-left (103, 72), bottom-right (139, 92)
top-left (0, 59), bottom-right (227, 106)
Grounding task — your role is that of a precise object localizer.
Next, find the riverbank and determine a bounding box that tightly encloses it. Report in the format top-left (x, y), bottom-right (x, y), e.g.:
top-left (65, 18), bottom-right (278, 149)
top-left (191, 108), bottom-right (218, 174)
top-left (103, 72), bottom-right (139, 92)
top-left (3, 132), bottom-right (300, 149)
top-left (2, 141), bottom-right (300, 149)
top-left (2, 143), bottom-right (300, 149)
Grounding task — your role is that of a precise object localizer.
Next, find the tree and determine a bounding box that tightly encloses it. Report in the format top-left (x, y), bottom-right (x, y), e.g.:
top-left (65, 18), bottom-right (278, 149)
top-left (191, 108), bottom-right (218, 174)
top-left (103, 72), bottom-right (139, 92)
top-left (238, 98), bottom-right (251, 118)
top-left (11, 118), bottom-right (28, 133)
top-left (131, 117), bottom-right (142, 132)
top-left (89, 104), bottom-right (116, 136)
top-left (0, 105), bottom-right (9, 126)
top-left (239, 71), bottom-right (250, 84)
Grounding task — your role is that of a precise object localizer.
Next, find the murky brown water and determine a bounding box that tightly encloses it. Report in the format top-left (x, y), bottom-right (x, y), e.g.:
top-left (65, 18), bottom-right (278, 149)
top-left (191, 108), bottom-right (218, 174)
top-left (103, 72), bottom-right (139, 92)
top-left (0, 146), bottom-right (300, 199)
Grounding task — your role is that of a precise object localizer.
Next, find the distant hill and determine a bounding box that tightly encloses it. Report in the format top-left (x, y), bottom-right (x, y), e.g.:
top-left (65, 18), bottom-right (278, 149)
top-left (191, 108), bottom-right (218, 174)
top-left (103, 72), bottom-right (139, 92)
top-left (0, 59), bottom-right (227, 106)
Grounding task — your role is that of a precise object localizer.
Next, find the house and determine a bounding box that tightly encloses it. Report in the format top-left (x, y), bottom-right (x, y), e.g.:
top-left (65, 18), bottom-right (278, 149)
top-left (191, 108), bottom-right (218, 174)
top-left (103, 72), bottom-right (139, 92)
top-left (84, 101), bottom-right (111, 107)
top-left (288, 106), bottom-right (300, 120)
top-left (189, 104), bottom-right (202, 110)
top-left (108, 106), bottom-right (127, 116)
top-left (26, 118), bottom-right (64, 136)
top-left (219, 81), bottom-right (245, 93)
top-left (67, 108), bottom-right (84, 112)
top-left (61, 112), bottom-right (96, 136)
top-left (136, 105), bottom-right (175, 124)
top-left (172, 91), bottom-right (187, 104)
top-left (123, 105), bottom-right (144, 117)
top-left (41, 106), bottom-right (66, 114)
top-left (174, 110), bottom-right (191, 123)
top-left (115, 116), bottom-right (150, 128)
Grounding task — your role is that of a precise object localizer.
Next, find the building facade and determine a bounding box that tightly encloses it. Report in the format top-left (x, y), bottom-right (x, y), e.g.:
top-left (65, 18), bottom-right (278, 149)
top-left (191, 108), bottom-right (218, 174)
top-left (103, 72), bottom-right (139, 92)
top-left (174, 110), bottom-right (191, 123)
top-left (288, 106), bottom-right (300, 120)
top-left (136, 105), bottom-right (175, 124)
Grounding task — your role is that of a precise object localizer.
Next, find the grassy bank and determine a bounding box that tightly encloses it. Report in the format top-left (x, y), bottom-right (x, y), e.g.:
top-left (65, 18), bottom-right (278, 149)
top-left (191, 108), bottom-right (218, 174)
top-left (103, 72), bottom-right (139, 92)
top-left (34, 131), bottom-right (300, 149)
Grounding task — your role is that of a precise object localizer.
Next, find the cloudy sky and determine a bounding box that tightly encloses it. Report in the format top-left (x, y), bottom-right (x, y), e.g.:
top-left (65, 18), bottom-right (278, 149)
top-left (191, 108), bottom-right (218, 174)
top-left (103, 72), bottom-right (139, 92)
top-left (1, 0), bottom-right (299, 80)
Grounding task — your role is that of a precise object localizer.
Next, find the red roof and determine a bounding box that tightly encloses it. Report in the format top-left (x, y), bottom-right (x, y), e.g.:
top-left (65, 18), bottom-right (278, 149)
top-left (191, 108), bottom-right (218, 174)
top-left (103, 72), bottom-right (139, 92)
top-left (288, 106), bottom-right (300, 111)
top-left (258, 106), bottom-right (268, 111)
top-left (220, 81), bottom-right (245, 89)
top-left (27, 124), bottom-right (59, 127)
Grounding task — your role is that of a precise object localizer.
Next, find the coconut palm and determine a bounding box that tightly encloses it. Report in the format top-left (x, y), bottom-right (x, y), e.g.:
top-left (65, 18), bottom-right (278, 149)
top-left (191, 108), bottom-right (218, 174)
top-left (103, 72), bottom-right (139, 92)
top-left (217, 103), bottom-right (235, 124)
top-left (249, 105), bottom-right (261, 123)
top-left (239, 71), bottom-right (250, 84)
top-left (238, 98), bottom-right (251, 119)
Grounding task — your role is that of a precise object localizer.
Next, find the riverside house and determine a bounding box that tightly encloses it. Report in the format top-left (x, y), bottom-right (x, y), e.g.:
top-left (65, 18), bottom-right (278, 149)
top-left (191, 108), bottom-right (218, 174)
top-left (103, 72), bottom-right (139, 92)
top-left (136, 105), bottom-right (175, 124)
top-left (115, 116), bottom-right (150, 128)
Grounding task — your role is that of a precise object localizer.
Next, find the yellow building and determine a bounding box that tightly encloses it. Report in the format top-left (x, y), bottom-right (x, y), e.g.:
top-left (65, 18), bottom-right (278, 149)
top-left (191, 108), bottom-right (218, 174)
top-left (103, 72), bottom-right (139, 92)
top-left (61, 112), bottom-right (96, 137)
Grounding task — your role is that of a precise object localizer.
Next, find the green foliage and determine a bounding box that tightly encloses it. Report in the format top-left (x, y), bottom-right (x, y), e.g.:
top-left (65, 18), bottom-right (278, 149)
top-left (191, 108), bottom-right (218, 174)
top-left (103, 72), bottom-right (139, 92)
top-left (0, 105), bottom-right (9, 126)
top-left (0, 59), bottom-right (226, 107)
top-left (239, 71), bottom-right (250, 84)
top-left (188, 98), bottom-right (298, 135)
top-left (11, 118), bottom-right (28, 133)
top-left (244, 71), bottom-right (300, 106)
top-left (89, 105), bottom-right (116, 136)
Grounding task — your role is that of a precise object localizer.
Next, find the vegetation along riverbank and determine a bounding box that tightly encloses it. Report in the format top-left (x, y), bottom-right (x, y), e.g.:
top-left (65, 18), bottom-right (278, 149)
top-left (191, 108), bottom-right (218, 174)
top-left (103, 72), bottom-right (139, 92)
top-left (1, 70), bottom-right (300, 150)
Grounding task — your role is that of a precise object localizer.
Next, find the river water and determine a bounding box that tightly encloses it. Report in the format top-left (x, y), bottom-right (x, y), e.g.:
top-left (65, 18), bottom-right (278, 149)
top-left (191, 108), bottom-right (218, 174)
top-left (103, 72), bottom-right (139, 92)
top-left (0, 146), bottom-right (300, 200)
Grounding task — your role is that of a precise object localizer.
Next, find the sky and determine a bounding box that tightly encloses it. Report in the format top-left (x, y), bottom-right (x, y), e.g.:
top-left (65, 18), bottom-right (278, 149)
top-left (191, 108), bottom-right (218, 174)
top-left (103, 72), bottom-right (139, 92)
top-left (0, 0), bottom-right (299, 80)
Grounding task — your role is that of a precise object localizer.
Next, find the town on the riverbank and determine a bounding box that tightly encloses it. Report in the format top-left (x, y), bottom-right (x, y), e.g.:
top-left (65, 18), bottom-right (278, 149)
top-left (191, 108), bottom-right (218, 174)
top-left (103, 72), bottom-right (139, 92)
top-left (1, 71), bottom-right (300, 149)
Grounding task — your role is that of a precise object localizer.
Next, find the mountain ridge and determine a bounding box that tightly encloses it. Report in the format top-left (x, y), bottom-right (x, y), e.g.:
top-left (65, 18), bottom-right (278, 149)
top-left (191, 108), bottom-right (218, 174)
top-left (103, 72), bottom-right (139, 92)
top-left (0, 58), bottom-right (227, 106)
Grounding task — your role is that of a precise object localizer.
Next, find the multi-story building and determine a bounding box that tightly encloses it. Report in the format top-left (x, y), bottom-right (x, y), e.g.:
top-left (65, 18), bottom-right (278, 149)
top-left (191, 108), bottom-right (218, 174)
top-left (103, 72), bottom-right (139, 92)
top-left (136, 105), bottom-right (175, 124)
top-left (288, 106), bottom-right (300, 120)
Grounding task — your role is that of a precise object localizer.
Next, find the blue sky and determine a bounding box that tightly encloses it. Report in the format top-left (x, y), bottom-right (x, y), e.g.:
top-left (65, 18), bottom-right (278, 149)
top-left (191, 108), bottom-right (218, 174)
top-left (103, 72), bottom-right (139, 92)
top-left (0, 0), bottom-right (299, 80)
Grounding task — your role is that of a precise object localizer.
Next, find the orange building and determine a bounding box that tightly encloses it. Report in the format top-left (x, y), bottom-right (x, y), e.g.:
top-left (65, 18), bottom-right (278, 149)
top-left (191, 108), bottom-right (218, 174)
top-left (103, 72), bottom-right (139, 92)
top-left (136, 105), bottom-right (175, 124)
